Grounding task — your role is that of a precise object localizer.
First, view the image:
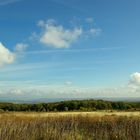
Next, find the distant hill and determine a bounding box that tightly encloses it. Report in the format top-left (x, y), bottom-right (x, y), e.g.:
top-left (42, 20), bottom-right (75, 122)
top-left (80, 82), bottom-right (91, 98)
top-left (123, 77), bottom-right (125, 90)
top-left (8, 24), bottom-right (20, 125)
top-left (1, 97), bottom-right (140, 104)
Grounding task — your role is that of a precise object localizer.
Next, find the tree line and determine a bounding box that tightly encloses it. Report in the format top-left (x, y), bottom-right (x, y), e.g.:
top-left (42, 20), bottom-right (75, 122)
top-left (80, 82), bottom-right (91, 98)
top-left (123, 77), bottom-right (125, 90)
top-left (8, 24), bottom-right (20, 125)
top-left (0, 100), bottom-right (140, 112)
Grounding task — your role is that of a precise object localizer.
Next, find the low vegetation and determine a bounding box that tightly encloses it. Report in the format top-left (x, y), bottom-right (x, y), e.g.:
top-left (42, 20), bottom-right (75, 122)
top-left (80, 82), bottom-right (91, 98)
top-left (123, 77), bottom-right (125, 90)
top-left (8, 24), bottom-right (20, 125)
top-left (0, 113), bottom-right (140, 140)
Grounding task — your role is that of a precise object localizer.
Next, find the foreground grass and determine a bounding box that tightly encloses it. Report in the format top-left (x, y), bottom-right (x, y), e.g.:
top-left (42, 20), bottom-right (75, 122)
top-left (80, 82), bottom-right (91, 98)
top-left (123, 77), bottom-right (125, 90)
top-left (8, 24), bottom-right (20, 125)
top-left (0, 112), bottom-right (140, 140)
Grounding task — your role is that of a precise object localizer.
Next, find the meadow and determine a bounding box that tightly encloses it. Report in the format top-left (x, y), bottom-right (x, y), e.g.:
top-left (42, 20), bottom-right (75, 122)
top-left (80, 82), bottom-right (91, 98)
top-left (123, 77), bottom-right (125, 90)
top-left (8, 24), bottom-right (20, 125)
top-left (0, 111), bottom-right (140, 140)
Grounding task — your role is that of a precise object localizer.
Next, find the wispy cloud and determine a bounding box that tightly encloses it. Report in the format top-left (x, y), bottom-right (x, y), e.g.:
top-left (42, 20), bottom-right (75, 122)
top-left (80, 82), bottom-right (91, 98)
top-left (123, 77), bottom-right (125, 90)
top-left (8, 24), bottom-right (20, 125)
top-left (90, 28), bottom-right (102, 35)
top-left (86, 17), bottom-right (94, 24)
top-left (22, 47), bottom-right (123, 55)
top-left (14, 43), bottom-right (28, 52)
top-left (0, 0), bottom-right (22, 6)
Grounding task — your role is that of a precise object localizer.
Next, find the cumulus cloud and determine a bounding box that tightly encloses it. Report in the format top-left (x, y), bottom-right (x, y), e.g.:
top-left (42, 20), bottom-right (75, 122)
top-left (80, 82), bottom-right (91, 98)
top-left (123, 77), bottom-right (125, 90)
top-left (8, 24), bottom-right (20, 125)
top-left (0, 42), bottom-right (16, 66)
top-left (38, 20), bottom-right (82, 48)
top-left (31, 18), bottom-right (102, 48)
top-left (129, 72), bottom-right (140, 86)
top-left (15, 43), bottom-right (28, 52)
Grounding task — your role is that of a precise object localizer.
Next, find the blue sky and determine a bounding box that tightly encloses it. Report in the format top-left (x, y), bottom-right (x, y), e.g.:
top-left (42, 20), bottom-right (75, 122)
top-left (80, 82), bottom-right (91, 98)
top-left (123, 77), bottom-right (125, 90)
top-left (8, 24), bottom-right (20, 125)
top-left (0, 0), bottom-right (140, 100)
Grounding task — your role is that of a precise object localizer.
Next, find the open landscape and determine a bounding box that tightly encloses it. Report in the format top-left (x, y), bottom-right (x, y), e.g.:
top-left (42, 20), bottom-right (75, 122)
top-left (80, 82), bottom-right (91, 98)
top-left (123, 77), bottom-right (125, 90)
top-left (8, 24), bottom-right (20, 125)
top-left (1, 0), bottom-right (140, 139)
top-left (0, 100), bottom-right (140, 140)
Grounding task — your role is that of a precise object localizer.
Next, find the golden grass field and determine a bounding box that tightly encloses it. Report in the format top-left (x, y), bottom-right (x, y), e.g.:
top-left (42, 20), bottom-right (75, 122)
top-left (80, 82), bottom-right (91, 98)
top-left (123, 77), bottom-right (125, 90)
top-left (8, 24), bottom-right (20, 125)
top-left (0, 111), bottom-right (140, 118)
top-left (0, 111), bottom-right (140, 140)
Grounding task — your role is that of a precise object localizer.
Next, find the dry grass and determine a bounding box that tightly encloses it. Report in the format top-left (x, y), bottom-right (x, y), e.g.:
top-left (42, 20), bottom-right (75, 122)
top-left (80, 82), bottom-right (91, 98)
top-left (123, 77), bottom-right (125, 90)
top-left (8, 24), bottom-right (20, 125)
top-left (0, 111), bottom-right (140, 140)
top-left (1, 111), bottom-right (140, 118)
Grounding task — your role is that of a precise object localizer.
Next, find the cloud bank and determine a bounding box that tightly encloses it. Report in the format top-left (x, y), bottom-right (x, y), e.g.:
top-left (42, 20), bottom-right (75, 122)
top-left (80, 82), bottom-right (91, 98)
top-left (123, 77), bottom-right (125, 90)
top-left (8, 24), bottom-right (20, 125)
top-left (1, 72), bottom-right (140, 100)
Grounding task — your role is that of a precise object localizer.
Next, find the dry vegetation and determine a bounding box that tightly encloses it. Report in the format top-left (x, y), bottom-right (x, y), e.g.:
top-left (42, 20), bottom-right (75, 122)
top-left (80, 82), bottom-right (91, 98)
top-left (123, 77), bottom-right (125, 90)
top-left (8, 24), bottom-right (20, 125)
top-left (0, 112), bottom-right (140, 140)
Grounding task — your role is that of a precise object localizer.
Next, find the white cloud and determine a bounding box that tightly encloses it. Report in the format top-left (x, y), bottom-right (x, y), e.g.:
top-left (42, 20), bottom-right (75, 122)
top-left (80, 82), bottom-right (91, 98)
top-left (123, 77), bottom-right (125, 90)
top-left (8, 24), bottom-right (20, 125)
top-left (39, 20), bottom-right (82, 48)
top-left (15, 43), bottom-right (28, 52)
top-left (129, 72), bottom-right (140, 86)
top-left (31, 18), bottom-right (102, 49)
top-left (0, 42), bottom-right (16, 66)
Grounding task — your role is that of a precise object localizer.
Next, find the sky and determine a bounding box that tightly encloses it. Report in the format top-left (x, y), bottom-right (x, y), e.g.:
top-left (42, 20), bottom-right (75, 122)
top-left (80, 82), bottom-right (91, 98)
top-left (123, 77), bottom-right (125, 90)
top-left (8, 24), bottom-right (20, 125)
top-left (0, 0), bottom-right (140, 100)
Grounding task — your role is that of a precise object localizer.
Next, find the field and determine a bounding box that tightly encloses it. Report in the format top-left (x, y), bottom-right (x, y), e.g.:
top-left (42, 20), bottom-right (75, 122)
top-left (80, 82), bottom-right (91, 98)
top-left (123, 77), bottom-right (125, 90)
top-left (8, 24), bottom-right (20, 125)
top-left (0, 111), bottom-right (140, 140)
